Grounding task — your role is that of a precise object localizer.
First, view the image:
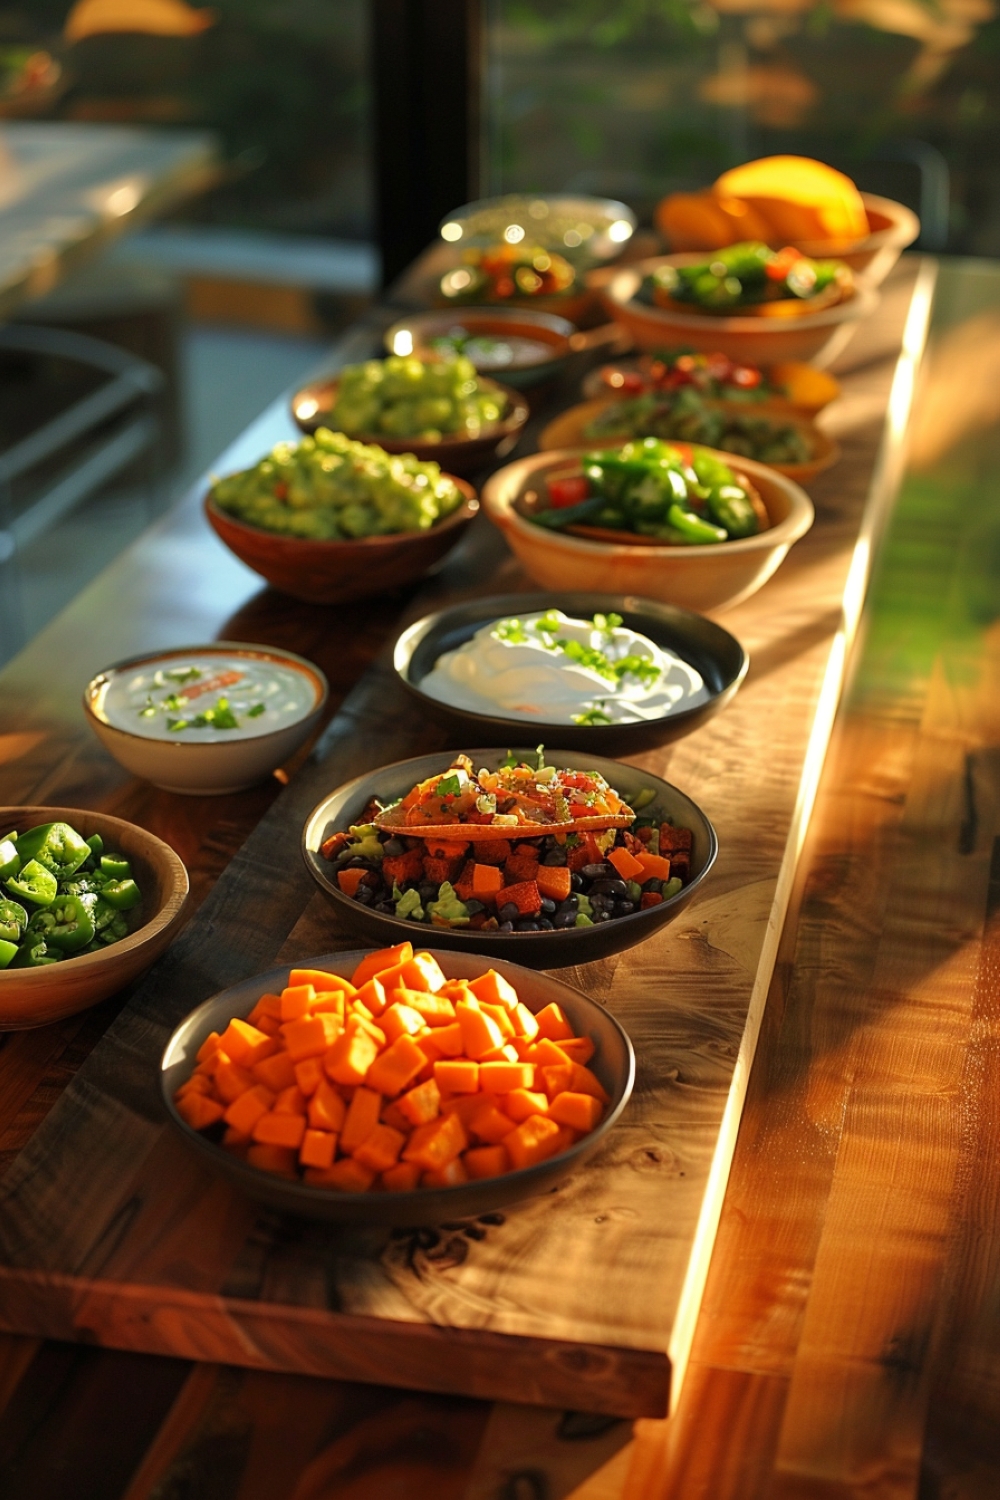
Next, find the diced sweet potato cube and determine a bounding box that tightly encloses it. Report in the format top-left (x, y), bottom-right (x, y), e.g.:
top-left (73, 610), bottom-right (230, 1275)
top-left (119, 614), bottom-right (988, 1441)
top-left (403, 1112), bottom-right (467, 1171)
top-left (306, 1157), bottom-right (376, 1192)
top-left (567, 842), bottom-right (593, 873)
top-left (433, 1058), bottom-right (480, 1094)
top-left (312, 990), bottom-right (346, 1020)
top-left (353, 1123), bottom-right (406, 1174)
top-left (381, 1161), bottom-right (421, 1192)
top-left (468, 969), bottom-right (520, 1010)
top-left (478, 1001), bottom-right (515, 1039)
top-left (299, 1129), bottom-right (337, 1170)
top-left (380, 1002), bottom-right (425, 1043)
top-left (550, 1124), bottom-right (578, 1155)
top-left (279, 984), bottom-right (317, 1022)
top-left (503, 1088), bottom-right (550, 1123)
top-left (534, 1037), bottom-right (573, 1067)
top-left (222, 1125), bottom-right (250, 1151)
top-left (479, 1043), bottom-right (520, 1064)
top-left (571, 1064), bottom-right (611, 1104)
top-left (254, 1015), bottom-right (281, 1038)
top-left (495, 880), bottom-right (542, 917)
top-left (346, 1011), bottom-right (386, 1048)
top-left (558, 1036), bottom-right (595, 1066)
top-left (400, 952), bottom-right (447, 993)
top-left (469, 1101), bottom-right (517, 1145)
top-left (548, 1091), bottom-right (604, 1132)
top-left (479, 1061), bottom-right (535, 1093)
top-left (381, 1100), bottom-right (414, 1133)
top-left (534, 1003), bottom-right (574, 1043)
top-left (440, 1093), bottom-right (487, 1127)
top-left (456, 1001), bottom-right (504, 1060)
top-left (219, 1017), bottom-right (272, 1066)
top-left (251, 993), bottom-right (283, 1021)
top-left (453, 859), bottom-right (477, 903)
top-left (393, 987), bottom-right (456, 1026)
top-left (382, 849), bottom-right (425, 889)
top-left (213, 1060), bottom-right (256, 1105)
top-left (535, 865), bottom-right (573, 902)
top-left (176, 1073), bottom-right (213, 1098)
top-left (352, 942), bottom-right (413, 988)
top-left (176, 1092), bottom-right (225, 1131)
top-left (365, 1034), bottom-right (427, 1096)
top-left (504, 1114), bottom-right (562, 1170)
top-left (273, 1085), bottom-right (307, 1117)
top-left (464, 1145), bottom-right (509, 1180)
top-left (353, 976), bottom-right (387, 1016)
top-left (324, 1029), bottom-right (379, 1086)
top-left (396, 1078), bottom-right (441, 1127)
top-left (247, 1144), bottom-right (298, 1177)
top-left (471, 864), bottom-right (504, 900)
top-left (608, 846), bottom-right (646, 882)
top-left (195, 1030), bottom-right (223, 1064)
top-left (422, 1158), bottom-right (469, 1188)
top-left (289, 967), bottom-right (354, 996)
top-left (504, 847), bottom-right (540, 884)
top-left (294, 1056), bottom-right (325, 1096)
top-left (540, 1063), bottom-right (575, 1101)
top-left (252, 1111), bottom-right (306, 1149)
top-left (423, 853), bottom-right (464, 885)
top-left (511, 1004), bottom-right (540, 1041)
top-left (659, 824), bottom-right (692, 853)
top-left (252, 1051), bottom-right (298, 1093)
top-left (340, 1086), bottom-right (382, 1153)
top-left (425, 1021), bottom-right (464, 1058)
top-left (308, 1079), bottom-right (347, 1133)
top-left (223, 1084), bottom-right (274, 1135)
top-left (283, 1013), bottom-right (341, 1063)
top-left (337, 867), bottom-right (371, 898)
top-left (423, 836), bottom-right (470, 858)
top-left (474, 839), bottom-right (510, 865)
top-left (636, 851), bottom-right (672, 883)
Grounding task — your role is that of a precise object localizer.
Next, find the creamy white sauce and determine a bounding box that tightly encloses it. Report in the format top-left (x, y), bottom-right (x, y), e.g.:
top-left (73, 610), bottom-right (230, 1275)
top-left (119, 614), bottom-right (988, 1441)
top-left (429, 332), bottom-right (555, 370)
top-left (94, 654), bottom-right (319, 743)
top-left (420, 610), bottom-right (708, 724)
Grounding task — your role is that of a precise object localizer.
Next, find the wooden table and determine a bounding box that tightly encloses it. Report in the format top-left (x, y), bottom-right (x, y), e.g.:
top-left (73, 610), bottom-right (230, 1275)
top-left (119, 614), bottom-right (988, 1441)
top-left (1, 255), bottom-right (999, 1497)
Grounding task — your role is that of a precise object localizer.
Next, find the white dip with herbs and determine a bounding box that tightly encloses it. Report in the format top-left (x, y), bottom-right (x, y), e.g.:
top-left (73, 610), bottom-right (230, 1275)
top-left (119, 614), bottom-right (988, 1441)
top-left (419, 609), bottom-right (708, 725)
top-left (95, 652), bottom-right (319, 742)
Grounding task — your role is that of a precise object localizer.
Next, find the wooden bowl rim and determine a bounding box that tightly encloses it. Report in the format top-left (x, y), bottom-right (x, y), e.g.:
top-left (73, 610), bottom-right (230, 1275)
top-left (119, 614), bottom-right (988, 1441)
top-left (482, 445), bottom-right (815, 558)
top-left (204, 481), bottom-right (479, 553)
top-left (0, 806), bottom-right (189, 986)
top-left (290, 373), bottom-right (530, 446)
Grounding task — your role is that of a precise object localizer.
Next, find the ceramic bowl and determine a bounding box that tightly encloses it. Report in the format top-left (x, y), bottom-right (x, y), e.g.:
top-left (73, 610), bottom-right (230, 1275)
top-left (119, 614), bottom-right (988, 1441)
top-left (290, 375), bottom-right (528, 477)
top-left (301, 748), bottom-right (717, 969)
top-left (538, 397), bottom-right (839, 487)
top-left (383, 308), bottom-right (576, 390)
top-left (482, 448), bottom-right (814, 613)
top-left (394, 591), bottom-right (748, 754)
top-left (0, 806), bottom-right (189, 1028)
top-left (786, 193), bottom-right (919, 286)
top-left (603, 255), bottom-right (879, 367)
top-left (161, 946), bottom-right (635, 1224)
top-left (84, 642), bottom-right (328, 795)
top-left (438, 194), bottom-right (637, 266)
top-left (205, 482), bottom-right (478, 605)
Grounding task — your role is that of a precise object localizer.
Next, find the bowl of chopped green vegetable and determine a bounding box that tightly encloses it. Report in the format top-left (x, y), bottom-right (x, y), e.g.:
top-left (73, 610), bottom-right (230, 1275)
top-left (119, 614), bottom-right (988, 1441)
top-left (291, 355), bottom-right (529, 476)
top-left (205, 429), bottom-right (479, 604)
top-left (482, 440), bottom-right (814, 613)
top-left (0, 808), bottom-right (188, 1028)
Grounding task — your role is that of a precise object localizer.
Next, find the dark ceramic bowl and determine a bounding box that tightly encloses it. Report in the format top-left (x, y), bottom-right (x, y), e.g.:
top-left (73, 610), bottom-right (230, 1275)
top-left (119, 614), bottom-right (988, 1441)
top-left (161, 948), bottom-right (635, 1225)
top-left (383, 308), bottom-right (575, 390)
top-left (301, 748), bottom-right (718, 968)
top-left (290, 374), bottom-right (529, 478)
top-left (393, 592), bottom-right (748, 754)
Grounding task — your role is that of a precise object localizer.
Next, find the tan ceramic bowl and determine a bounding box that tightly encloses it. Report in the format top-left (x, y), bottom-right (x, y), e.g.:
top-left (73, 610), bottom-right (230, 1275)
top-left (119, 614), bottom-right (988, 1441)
top-left (0, 807), bottom-right (189, 1029)
top-left (481, 448), bottom-right (814, 612)
top-left (205, 481), bottom-right (478, 605)
top-left (603, 256), bottom-right (878, 368)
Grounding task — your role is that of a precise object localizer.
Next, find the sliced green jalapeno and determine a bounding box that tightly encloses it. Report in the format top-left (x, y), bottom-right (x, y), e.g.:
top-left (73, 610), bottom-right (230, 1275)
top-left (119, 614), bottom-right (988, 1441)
top-left (6, 859), bottom-right (58, 908)
top-left (15, 822), bottom-right (91, 879)
top-left (101, 877), bottom-right (141, 911)
top-left (0, 938), bottom-right (17, 969)
top-left (10, 939), bottom-right (60, 967)
top-left (0, 838), bottom-right (20, 881)
top-left (100, 854), bottom-right (131, 881)
top-left (0, 898), bottom-right (27, 943)
top-left (40, 894), bottom-right (96, 952)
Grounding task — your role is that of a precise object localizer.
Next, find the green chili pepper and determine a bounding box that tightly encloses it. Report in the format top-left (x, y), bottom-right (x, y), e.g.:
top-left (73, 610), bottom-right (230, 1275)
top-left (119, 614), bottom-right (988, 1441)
top-left (15, 822), bottom-right (92, 879)
top-left (0, 899), bottom-right (26, 944)
top-left (10, 939), bottom-right (60, 968)
top-left (532, 494), bottom-right (606, 529)
top-left (62, 873), bottom-right (108, 896)
top-left (98, 913), bottom-right (128, 944)
top-left (39, 894), bottom-right (96, 952)
top-left (706, 483), bottom-right (759, 539)
top-left (6, 859), bottom-right (58, 908)
top-left (90, 896), bottom-right (119, 933)
top-left (0, 838), bottom-right (20, 881)
top-left (0, 938), bottom-right (17, 969)
top-left (100, 854), bottom-right (131, 881)
top-left (101, 878), bottom-right (141, 911)
top-left (85, 833), bottom-right (104, 858)
top-left (666, 503), bottom-right (728, 545)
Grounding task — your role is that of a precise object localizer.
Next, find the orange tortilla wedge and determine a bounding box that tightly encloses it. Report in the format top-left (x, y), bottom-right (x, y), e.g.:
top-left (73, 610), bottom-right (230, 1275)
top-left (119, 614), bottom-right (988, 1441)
top-left (374, 809), bottom-right (635, 840)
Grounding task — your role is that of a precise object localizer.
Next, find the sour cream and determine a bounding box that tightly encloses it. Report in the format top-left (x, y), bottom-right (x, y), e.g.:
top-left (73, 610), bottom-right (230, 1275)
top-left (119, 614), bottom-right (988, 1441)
top-left (92, 650), bottom-right (322, 743)
top-left (420, 609), bottom-right (708, 724)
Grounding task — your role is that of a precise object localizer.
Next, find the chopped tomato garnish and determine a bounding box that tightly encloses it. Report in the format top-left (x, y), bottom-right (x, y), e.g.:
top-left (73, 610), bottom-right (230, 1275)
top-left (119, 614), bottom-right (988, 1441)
top-left (547, 475), bottom-right (591, 509)
top-left (730, 365), bottom-right (762, 388)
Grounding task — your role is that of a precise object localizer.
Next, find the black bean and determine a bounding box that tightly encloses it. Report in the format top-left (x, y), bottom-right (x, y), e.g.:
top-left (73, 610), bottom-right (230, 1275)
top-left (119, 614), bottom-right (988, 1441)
top-left (594, 909), bottom-right (611, 922)
top-left (554, 910), bottom-right (577, 929)
top-left (345, 856), bottom-right (375, 869)
top-left (382, 838), bottom-right (405, 857)
top-left (589, 892), bottom-right (611, 909)
top-left (418, 882), bottom-right (439, 902)
top-left (375, 901), bottom-right (395, 914)
top-left (542, 849), bottom-right (567, 866)
top-left (355, 884), bottom-right (373, 903)
top-left (590, 878), bottom-right (628, 899)
top-left (582, 862), bottom-right (614, 880)
top-left (499, 920), bottom-right (514, 933)
top-left (570, 872), bottom-right (584, 891)
top-left (465, 899), bottom-right (485, 915)
top-left (558, 892), bottom-right (579, 909)
top-left (642, 877), bottom-right (662, 894)
top-left (538, 917), bottom-right (554, 930)
top-left (499, 902), bottom-right (519, 922)
top-left (515, 919), bottom-right (540, 932)
top-left (539, 897), bottom-right (556, 914)
top-left (615, 900), bottom-right (636, 916)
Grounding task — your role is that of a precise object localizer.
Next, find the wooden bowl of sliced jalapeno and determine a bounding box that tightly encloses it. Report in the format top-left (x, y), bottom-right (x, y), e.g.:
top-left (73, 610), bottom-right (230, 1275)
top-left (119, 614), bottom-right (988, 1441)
top-left (0, 807), bottom-right (189, 1029)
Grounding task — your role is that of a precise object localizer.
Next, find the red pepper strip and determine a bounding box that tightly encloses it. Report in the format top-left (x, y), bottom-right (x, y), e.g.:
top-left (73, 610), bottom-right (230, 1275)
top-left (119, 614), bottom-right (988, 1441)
top-left (179, 670), bottom-right (244, 701)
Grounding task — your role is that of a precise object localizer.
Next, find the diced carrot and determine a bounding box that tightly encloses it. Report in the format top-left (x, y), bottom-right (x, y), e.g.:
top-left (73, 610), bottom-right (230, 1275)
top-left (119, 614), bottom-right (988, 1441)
top-left (252, 993), bottom-right (283, 1020)
top-left (494, 880), bottom-right (542, 917)
top-left (479, 1001), bottom-right (515, 1039)
top-left (353, 1123), bottom-right (406, 1174)
top-left (434, 1058), bottom-right (480, 1094)
top-left (213, 1060), bottom-right (255, 1105)
top-left (440, 1093), bottom-right (487, 1127)
top-left (252, 1051), bottom-right (298, 1093)
top-left (346, 1011), bottom-right (386, 1048)
top-left (380, 1002), bottom-right (426, 1043)
top-left (365, 1034), bottom-right (427, 1096)
top-left (176, 1092), bottom-right (225, 1131)
top-left (176, 1073), bottom-right (213, 1098)
top-left (353, 976), bottom-right (387, 1016)
top-left (381, 1161), bottom-right (421, 1192)
top-left (550, 1124), bottom-right (578, 1155)
top-left (392, 987), bottom-right (456, 1026)
top-left (571, 1063), bottom-right (611, 1104)
top-left (352, 942), bottom-right (413, 988)
top-left (534, 1036), bottom-right (573, 1067)
top-left (312, 990), bottom-right (346, 1020)
top-left (195, 1030), bottom-right (223, 1064)
top-left (422, 1159), bottom-right (469, 1188)
top-left (464, 1145), bottom-right (509, 1180)
top-left (479, 1043), bottom-right (520, 1064)
top-left (381, 1100), bottom-right (413, 1133)
top-left (548, 1091), bottom-right (604, 1132)
top-left (403, 1113), bottom-right (467, 1171)
top-left (254, 1015), bottom-right (281, 1038)
top-left (219, 1017), bottom-right (272, 1066)
top-left (503, 1088), bottom-right (550, 1122)
top-left (273, 1085), bottom-right (307, 1117)
top-left (340, 1086), bottom-right (382, 1153)
top-left (279, 984), bottom-right (317, 1023)
top-left (305, 1157), bottom-right (375, 1192)
top-left (308, 1079), bottom-right (347, 1133)
top-left (396, 1078), bottom-right (441, 1127)
top-left (223, 1084), bottom-right (274, 1135)
top-left (299, 1129), bottom-right (336, 1170)
top-left (252, 1111), bottom-right (306, 1149)
top-left (504, 1114), bottom-right (562, 1170)
top-left (471, 864), bottom-right (504, 900)
top-left (608, 846), bottom-right (646, 882)
top-left (479, 1061), bottom-right (535, 1093)
top-left (425, 1020), bottom-right (464, 1058)
top-left (247, 1144), bottom-right (299, 1177)
top-left (294, 1056), bottom-right (325, 1096)
top-left (399, 952), bottom-right (447, 993)
top-left (558, 1036), bottom-right (595, 1066)
top-left (337, 867), bottom-right (370, 897)
top-left (289, 967), bottom-right (354, 995)
top-left (636, 851), bottom-right (673, 883)
top-left (534, 1003), bottom-right (574, 1043)
top-left (535, 865), bottom-right (573, 902)
top-left (324, 1029), bottom-right (379, 1086)
top-left (640, 892), bottom-right (663, 909)
top-left (283, 1013), bottom-right (341, 1062)
top-left (222, 1125), bottom-right (250, 1150)
top-left (540, 1063), bottom-right (575, 1101)
top-left (511, 1004), bottom-right (540, 1041)
top-left (439, 979), bottom-right (477, 1005)
top-left (469, 1100), bottom-right (517, 1144)
top-left (456, 1001), bottom-right (505, 1060)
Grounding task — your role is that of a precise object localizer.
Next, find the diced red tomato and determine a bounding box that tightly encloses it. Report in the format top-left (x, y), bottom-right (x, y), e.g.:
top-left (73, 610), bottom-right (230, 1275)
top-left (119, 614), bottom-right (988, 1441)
top-left (730, 365), bottom-right (762, 389)
top-left (705, 353), bottom-right (734, 381)
top-left (547, 475), bottom-right (591, 508)
top-left (766, 247), bottom-right (804, 281)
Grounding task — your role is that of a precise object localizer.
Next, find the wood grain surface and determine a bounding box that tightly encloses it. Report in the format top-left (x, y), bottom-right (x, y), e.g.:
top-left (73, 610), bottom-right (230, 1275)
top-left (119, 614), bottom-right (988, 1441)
top-left (0, 260), bottom-right (929, 1426)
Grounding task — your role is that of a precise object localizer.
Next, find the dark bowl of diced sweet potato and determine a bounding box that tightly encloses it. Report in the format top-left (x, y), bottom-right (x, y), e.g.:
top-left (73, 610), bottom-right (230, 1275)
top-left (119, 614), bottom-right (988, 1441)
top-left (161, 946), bottom-right (635, 1224)
top-left (300, 748), bottom-right (718, 968)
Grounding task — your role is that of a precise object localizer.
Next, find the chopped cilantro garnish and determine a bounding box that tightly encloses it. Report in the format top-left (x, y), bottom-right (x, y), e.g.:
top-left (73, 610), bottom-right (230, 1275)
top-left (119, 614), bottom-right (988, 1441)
top-left (573, 706), bottom-right (614, 725)
top-left (246, 703), bottom-right (266, 718)
top-left (436, 772), bottom-right (462, 798)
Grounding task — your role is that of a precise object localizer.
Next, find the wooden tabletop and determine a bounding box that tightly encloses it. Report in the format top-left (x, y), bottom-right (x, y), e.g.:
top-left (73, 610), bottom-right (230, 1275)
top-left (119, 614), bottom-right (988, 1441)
top-left (2, 256), bottom-right (1000, 1497)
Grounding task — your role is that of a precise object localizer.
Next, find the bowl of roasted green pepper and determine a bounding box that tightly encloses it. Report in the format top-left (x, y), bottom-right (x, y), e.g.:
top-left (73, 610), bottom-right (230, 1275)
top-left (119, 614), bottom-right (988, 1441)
top-left (481, 439), bottom-right (814, 613)
top-left (0, 808), bottom-right (189, 1028)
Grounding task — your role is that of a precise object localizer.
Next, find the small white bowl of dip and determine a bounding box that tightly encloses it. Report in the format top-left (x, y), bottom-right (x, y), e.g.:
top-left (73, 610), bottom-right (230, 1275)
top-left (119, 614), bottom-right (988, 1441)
top-left (84, 642), bottom-right (328, 795)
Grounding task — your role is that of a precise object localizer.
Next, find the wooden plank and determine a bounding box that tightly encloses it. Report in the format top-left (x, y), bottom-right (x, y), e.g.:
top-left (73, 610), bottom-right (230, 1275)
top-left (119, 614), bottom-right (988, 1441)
top-left (0, 262), bottom-right (928, 1421)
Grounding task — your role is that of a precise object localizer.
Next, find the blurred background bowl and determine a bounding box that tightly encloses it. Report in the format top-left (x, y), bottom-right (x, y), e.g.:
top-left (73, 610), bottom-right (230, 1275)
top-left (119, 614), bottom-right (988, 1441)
top-left (383, 307), bottom-right (576, 390)
top-left (438, 194), bottom-right (637, 266)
